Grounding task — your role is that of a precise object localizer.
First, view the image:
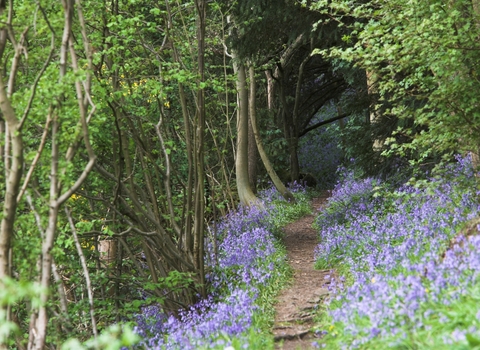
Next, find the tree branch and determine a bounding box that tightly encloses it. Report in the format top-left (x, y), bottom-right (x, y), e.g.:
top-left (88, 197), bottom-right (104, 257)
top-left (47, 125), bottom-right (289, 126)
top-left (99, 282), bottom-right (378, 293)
top-left (299, 113), bottom-right (350, 137)
top-left (65, 207), bottom-right (98, 341)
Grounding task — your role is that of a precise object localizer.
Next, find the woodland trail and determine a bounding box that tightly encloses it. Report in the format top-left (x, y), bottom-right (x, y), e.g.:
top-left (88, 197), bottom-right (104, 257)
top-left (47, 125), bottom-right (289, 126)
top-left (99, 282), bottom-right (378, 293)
top-left (273, 193), bottom-right (332, 350)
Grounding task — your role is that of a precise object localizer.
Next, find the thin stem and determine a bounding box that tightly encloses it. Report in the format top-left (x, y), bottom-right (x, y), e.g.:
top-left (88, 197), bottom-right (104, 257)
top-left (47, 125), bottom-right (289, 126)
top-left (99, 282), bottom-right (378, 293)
top-left (65, 207), bottom-right (98, 341)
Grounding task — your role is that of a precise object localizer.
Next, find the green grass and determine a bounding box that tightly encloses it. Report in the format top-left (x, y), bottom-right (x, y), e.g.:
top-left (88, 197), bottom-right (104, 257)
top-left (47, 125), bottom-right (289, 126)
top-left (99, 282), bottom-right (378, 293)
top-left (268, 190), bottom-right (314, 238)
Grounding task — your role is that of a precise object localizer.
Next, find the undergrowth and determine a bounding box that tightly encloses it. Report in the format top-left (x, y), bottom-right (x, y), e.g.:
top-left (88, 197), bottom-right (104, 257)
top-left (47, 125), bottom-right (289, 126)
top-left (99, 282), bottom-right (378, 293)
top-left (312, 156), bottom-right (480, 349)
top-left (131, 184), bottom-right (311, 349)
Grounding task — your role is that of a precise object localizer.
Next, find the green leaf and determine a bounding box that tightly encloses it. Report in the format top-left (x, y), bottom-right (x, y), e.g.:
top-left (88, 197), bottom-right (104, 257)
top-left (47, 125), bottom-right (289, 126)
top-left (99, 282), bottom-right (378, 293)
top-left (467, 333), bottom-right (480, 347)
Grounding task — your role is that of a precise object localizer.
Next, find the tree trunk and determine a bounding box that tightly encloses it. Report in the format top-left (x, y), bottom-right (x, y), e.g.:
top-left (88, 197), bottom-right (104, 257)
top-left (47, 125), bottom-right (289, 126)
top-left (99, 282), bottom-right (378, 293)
top-left (0, 2), bottom-right (26, 336)
top-left (0, 76), bottom-right (22, 283)
top-left (289, 55), bottom-right (310, 183)
top-left (193, 0), bottom-right (207, 297)
top-left (248, 72), bottom-right (258, 194)
top-left (0, 75), bottom-right (23, 349)
top-left (289, 144), bottom-right (300, 183)
top-left (265, 70), bottom-right (275, 110)
top-left (233, 61), bottom-right (259, 206)
top-left (249, 66), bottom-right (295, 202)
top-left (273, 34), bottom-right (306, 183)
top-left (279, 74), bottom-right (300, 183)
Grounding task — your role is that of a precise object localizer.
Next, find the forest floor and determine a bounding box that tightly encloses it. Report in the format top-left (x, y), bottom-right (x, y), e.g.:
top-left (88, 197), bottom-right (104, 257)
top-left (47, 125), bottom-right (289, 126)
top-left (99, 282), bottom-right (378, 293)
top-left (273, 193), bottom-right (333, 350)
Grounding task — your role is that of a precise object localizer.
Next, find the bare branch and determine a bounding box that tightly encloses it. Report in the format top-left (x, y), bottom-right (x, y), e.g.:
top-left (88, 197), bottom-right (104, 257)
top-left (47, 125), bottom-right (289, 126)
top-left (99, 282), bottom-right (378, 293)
top-left (54, 158), bottom-right (96, 206)
top-left (299, 113), bottom-right (350, 137)
top-left (17, 112), bottom-right (52, 202)
top-left (65, 206), bottom-right (98, 341)
top-left (18, 9), bottom-right (56, 130)
top-left (7, 26), bottom-right (29, 97)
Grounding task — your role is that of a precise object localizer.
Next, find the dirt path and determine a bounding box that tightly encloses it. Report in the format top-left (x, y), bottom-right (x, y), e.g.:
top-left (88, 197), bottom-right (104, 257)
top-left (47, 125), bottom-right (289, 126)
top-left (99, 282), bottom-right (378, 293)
top-left (273, 194), bottom-right (332, 350)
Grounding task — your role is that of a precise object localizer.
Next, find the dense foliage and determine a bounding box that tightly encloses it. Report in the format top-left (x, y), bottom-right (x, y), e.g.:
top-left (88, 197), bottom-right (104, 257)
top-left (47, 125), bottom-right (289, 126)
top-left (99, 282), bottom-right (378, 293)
top-left (310, 0), bottom-right (480, 160)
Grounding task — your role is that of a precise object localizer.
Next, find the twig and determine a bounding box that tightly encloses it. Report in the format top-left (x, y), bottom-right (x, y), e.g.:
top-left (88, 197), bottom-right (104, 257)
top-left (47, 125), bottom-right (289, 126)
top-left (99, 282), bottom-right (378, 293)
top-left (65, 206), bottom-right (98, 341)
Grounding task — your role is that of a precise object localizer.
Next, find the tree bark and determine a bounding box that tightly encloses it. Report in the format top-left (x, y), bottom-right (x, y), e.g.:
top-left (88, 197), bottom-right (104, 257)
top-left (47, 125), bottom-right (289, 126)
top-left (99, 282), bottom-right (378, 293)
top-left (0, 73), bottom-right (24, 350)
top-left (288, 55), bottom-right (311, 183)
top-left (234, 61), bottom-right (259, 206)
top-left (0, 2), bottom-right (25, 335)
top-left (248, 72), bottom-right (258, 194)
top-left (249, 66), bottom-right (295, 202)
top-left (193, 0), bottom-right (207, 297)
top-left (265, 70), bottom-right (275, 110)
top-left (0, 0), bottom-right (23, 287)
top-left (66, 207), bottom-right (98, 340)
top-left (279, 71), bottom-right (300, 183)
top-left (0, 72), bottom-right (23, 309)
top-left (272, 34), bottom-right (307, 183)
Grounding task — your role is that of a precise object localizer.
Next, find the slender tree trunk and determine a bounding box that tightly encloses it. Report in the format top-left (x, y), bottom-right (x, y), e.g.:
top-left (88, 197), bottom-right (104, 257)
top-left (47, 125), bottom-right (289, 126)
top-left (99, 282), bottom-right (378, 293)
top-left (279, 73), bottom-right (300, 183)
top-left (249, 66), bottom-right (295, 202)
top-left (289, 143), bottom-right (300, 183)
top-left (273, 34), bottom-right (305, 183)
top-left (265, 70), bottom-right (275, 110)
top-left (289, 56), bottom-right (310, 183)
top-left (66, 207), bottom-right (98, 340)
top-left (233, 61), bottom-right (259, 206)
top-left (248, 71), bottom-right (258, 194)
top-left (31, 106), bottom-right (62, 348)
top-left (34, 206), bottom-right (59, 350)
top-left (0, 75), bottom-right (23, 348)
top-left (0, 1), bottom-right (26, 336)
top-left (165, 0), bottom-right (195, 263)
top-left (0, 75), bottom-right (22, 279)
top-left (226, 14), bottom-right (259, 207)
top-left (193, 0), bottom-right (207, 297)
top-left (0, 0), bottom-right (21, 291)
top-left (178, 82), bottom-right (194, 255)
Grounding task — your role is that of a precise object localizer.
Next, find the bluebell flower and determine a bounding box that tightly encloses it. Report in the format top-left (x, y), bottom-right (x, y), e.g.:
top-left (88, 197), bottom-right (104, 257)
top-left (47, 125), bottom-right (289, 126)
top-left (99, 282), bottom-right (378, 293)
top-left (316, 156), bottom-right (480, 347)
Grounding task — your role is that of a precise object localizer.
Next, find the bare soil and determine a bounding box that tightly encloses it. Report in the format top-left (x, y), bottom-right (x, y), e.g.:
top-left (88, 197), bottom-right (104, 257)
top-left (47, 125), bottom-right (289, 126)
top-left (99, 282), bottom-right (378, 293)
top-left (273, 194), bottom-right (332, 350)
